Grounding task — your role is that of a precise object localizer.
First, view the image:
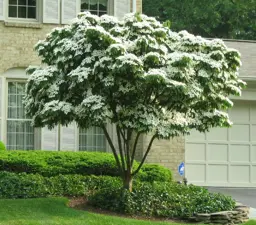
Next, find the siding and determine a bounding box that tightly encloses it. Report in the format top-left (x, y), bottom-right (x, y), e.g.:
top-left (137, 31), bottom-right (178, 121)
top-left (225, 40), bottom-right (256, 79)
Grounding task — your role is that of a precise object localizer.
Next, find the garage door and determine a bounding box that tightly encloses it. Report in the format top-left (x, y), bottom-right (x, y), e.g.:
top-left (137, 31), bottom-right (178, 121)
top-left (185, 101), bottom-right (256, 187)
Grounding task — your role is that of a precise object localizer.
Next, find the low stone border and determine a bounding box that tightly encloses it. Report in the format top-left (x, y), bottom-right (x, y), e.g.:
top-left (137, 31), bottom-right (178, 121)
top-left (193, 203), bottom-right (250, 225)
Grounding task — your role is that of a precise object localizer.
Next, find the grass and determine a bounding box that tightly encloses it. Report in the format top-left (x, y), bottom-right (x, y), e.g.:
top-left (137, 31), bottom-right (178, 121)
top-left (0, 198), bottom-right (254, 225)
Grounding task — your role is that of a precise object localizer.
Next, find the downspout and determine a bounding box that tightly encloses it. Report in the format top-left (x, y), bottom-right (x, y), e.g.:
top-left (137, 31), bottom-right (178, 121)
top-left (132, 0), bottom-right (136, 12)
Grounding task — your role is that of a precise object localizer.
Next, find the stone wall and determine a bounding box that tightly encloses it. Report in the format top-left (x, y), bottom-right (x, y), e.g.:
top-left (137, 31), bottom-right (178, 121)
top-left (0, 22), bottom-right (58, 74)
top-left (194, 203), bottom-right (250, 225)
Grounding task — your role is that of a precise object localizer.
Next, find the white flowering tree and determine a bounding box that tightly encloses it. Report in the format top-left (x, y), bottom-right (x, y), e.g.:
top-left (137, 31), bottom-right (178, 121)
top-left (24, 12), bottom-right (245, 191)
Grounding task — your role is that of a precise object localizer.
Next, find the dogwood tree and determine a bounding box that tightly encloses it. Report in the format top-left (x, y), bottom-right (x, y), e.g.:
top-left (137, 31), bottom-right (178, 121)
top-left (24, 12), bottom-right (245, 191)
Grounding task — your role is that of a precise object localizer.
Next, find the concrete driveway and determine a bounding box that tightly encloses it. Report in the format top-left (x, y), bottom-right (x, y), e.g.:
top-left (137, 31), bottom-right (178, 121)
top-left (207, 187), bottom-right (256, 219)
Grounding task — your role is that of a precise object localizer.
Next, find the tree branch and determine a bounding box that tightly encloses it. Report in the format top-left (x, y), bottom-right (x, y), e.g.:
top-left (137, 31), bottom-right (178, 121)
top-left (116, 125), bottom-right (126, 172)
top-left (131, 132), bottom-right (141, 168)
top-left (125, 129), bottom-right (132, 172)
top-left (102, 125), bottom-right (123, 174)
top-left (132, 134), bottom-right (157, 176)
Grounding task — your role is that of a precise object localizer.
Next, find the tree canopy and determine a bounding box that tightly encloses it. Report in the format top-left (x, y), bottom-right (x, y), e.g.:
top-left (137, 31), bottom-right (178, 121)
top-left (143, 0), bottom-right (256, 40)
top-left (24, 12), bottom-right (245, 190)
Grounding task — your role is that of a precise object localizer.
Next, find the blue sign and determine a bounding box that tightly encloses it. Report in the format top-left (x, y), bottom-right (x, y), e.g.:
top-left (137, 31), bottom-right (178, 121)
top-left (178, 162), bottom-right (185, 176)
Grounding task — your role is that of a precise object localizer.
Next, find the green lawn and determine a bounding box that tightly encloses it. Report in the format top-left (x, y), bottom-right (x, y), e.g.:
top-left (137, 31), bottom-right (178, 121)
top-left (0, 198), bottom-right (254, 225)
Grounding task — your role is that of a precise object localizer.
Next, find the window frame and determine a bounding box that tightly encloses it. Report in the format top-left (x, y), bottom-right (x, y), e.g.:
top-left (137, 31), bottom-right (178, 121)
top-left (5, 79), bottom-right (41, 150)
top-left (80, 0), bottom-right (109, 16)
top-left (6, 0), bottom-right (41, 23)
top-left (4, 79), bottom-right (37, 150)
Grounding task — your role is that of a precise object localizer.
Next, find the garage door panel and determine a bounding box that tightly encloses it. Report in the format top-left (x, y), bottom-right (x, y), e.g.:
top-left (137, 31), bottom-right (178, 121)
top-left (229, 103), bottom-right (250, 122)
top-left (187, 130), bottom-right (205, 141)
top-left (208, 165), bottom-right (228, 183)
top-left (251, 125), bottom-right (256, 142)
top-left (207, 128), bottom-right (228, 141)
top-left (252, 166), bottom-right (256, 183)
top-left (186, 164), bottom-right (206, 182)
top-left (230, 145), bottom-right (250, 162)
top-left (250, 105), bottom-right (256, 122)
top-left (230, 165), bottom-right (250, 183)
top-left (186, 143), bottom-right (206, 161)
top-left (252, 145), bottom-right (256, 162)
top-left (230, 124), bottom-right (250, 142)
top-left (186, 101), bottom-right (254, 187)
top-left (208, 144), bottom-right (228, 162)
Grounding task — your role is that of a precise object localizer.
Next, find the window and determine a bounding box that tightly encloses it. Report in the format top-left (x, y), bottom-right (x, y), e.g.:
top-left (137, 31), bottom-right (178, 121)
top-left (81, 0), bottom-right (108, 16)
top-left (8, 0), bottom-right (37, 19)
top-left (7, 82), bottom-right (34, 150)
top-left (79, 126), bottom-right (106, 151)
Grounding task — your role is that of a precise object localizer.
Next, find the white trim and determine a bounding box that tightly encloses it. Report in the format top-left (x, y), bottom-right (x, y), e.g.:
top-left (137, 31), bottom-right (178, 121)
top-left (132, 0), bottom-right (136, 12)
top-left (0, 0), bottom-right (5, 21)
top-left (0, 76), bottom-right (6, 143)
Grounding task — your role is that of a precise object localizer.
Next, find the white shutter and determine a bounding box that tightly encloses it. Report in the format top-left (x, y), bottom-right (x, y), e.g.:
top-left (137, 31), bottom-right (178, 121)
top-left (43, 0), bottom-right (60, 24)
top-left (0, 0), bottom-right (4, 21)
top-left (114, 0), bottom-right (130, 19)
top-left (60, 122), bottom-right (77, 151)
top-left (41, 126), bottom-right (59, 150)
top-left (107, 0), bottom-right (114, 16)
top-left (61, 0), bottom-right (79, 24)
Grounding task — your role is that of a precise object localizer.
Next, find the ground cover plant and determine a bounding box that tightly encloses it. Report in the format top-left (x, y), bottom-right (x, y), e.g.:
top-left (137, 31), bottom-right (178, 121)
top-left (88, 181), bottom-right (236, 219)
top-left (24, 12), bottom-right (245, 191)
top-left (0, 170), bottom-right (236, 220)
top-left (0, 198), bottom-right (253, 225)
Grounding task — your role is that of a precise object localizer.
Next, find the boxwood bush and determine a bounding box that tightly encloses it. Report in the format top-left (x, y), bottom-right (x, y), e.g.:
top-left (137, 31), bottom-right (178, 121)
top-left (88, 182), bottom-right (236, 219)
top-left (0, 150), bottom-right (172, 182)
top-left (0, 141), bottom-right (6, 151)
top-left (0, 171), bottom-right (121, 199)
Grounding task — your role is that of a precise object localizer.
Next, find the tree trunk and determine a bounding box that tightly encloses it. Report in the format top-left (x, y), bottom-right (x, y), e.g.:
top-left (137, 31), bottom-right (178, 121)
top-left (123, 170), bottom-right (133, 192)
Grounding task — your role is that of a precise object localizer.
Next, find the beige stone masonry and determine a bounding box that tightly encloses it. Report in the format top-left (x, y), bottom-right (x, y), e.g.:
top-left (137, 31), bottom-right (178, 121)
top-left (0, 22), bottom-right (58, 73)
top-left (141, 135), bottom-right (185, 180)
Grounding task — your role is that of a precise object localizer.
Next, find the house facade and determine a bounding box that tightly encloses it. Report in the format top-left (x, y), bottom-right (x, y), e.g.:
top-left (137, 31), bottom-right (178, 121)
top-left (0, 0), bottom-right (142, 151)
top-left (1, 0), bottom-right (255, 188)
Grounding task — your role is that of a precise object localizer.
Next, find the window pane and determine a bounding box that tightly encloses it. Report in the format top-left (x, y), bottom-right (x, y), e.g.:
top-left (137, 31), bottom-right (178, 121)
top-left (9, 6), bottom-right (17, 17)
top-left (99, 0), bottom-right (107, 11)
top-left (18, 6), bottom-right (27, 18)
top-left (89, 10), bottom-right (98, 16)
top-left (79, 126), bottom-right (106, 152)
top-left (28, 0), bottom-right (36, 6)
top-left (7, 82), bottom-right (34, 150)
top-left (28, 7), bottom-right (36, 18)
top-left (9, 0), bottom-right (17, 4)
top-left (81, 0), bottom-right (89, 11)
top-left (7, 121), bottom-right (34, 150)
top-left (18, 0), bottom-right (26, 5)
top-left (99, 11), bottom-right (107, 16)
top-left (89, 0), bottom-right (98, 10)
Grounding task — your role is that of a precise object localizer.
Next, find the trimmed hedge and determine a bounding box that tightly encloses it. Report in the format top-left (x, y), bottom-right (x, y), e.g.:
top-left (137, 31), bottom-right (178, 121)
top-left (88, 182), bottom-right (236, 219)
top-left (0, 141), bottom-right (6, 151)
top-left (0, 171), bottom-right (121, 199)
top-left (0, 150), bottom-right (172, 182)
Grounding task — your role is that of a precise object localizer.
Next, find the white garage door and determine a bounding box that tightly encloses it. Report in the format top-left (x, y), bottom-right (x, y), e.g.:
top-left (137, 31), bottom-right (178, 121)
top-left (185, 101), bottom-right (256, 187)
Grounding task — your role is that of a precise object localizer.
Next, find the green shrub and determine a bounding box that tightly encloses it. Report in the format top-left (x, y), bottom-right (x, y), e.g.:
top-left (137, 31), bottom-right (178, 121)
top-left (0, 141), bottom-right (6, 151)
top-left (136, 164), bottom-right (172, 182)
top-left (0, 171), bottom-right (121, 199)
top-left (88, 182), bottom-right (236, 219)
top-left (0, 150), bottom-right (171, 183)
